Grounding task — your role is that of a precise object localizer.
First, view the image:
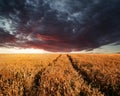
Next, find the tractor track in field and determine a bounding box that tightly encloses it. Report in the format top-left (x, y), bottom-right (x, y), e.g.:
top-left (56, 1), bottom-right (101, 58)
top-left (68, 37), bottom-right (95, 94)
top-left (29, 54), bottom-right (62, 96)
top-left (67, 54), bottom-right (92, 84)
top-left (66, 54), bottom-right (104, 94)
top-left (66, 54), bottom-right (120, 96)
top-left (48, 54), bottom-right (62, 66)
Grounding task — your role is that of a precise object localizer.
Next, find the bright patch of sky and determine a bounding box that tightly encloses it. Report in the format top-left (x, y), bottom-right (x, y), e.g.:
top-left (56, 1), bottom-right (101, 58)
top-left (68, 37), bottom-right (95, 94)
top-left (0, 44), bottom-right (119, 53)
top-left (0, 47), bottom-right (49, 53)
top-left (0, 16), bottom-right (17, 35)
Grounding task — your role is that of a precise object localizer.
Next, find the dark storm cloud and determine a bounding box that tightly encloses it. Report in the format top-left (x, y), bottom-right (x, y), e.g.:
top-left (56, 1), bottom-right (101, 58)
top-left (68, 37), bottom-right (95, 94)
top-left (0, 28), bottom-right (16, 47)
top-left (0, 0), bottom-right (120, 52)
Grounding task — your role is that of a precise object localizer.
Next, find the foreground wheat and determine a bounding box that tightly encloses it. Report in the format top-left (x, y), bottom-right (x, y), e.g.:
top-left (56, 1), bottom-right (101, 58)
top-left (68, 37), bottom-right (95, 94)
top-left (0, 54), bottom-right (120, 96)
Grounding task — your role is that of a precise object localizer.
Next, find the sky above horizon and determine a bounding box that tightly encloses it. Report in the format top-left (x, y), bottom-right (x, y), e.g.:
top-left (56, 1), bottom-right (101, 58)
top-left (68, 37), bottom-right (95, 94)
top-left (0, 0), bottom-right (120, 53)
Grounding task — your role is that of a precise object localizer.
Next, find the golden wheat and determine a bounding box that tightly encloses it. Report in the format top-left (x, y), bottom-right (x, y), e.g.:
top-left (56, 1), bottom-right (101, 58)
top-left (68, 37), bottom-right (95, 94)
top-left (0, 54), bottom-right (120, 96)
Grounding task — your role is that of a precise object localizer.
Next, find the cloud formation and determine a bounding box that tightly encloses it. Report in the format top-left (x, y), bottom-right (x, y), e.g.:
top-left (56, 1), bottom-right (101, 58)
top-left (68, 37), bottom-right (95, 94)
top-left (0, 0), bottom-right (120, 52)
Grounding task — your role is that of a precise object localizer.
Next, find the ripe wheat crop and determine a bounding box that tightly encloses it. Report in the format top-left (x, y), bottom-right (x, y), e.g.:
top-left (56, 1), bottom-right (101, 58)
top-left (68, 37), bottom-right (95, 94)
top-left (0, 54), bottom-right (120, 96)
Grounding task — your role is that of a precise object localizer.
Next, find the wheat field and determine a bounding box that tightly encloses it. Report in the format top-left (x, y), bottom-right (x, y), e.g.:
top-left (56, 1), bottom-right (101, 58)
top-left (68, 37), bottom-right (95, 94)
top-left (0, 54), bottom-right (120, 96)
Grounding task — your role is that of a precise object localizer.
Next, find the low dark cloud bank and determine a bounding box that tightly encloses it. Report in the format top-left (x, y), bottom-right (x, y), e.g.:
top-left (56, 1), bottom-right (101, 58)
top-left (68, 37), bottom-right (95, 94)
top-left (0, 0), bottom-right (120, 52)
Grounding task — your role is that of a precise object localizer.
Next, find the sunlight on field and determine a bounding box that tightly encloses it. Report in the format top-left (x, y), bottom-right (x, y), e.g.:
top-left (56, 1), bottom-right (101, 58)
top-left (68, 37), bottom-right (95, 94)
top-left (0, 54), bottom-right (120, 96)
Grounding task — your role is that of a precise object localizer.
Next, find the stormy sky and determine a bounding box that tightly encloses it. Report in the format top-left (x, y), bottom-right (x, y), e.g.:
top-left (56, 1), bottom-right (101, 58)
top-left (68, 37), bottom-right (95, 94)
top-left (0, 0), bottom-right (120, 52)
